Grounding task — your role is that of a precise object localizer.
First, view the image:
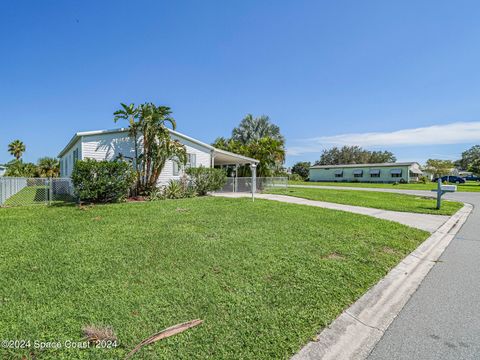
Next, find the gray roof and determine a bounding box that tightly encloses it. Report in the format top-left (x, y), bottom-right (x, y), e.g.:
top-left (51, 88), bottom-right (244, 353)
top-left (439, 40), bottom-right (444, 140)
top-left (310, 162), bottom-right (419, 169)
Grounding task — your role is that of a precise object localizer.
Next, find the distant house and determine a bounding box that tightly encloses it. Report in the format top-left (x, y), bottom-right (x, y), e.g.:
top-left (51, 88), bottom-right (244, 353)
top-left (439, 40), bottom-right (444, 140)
top-left (0, 165), bottom-right (6, 177)
top-left (309, 162), bottom-right (423, 183)
top-left (58, 127), bottom-right (259, 185)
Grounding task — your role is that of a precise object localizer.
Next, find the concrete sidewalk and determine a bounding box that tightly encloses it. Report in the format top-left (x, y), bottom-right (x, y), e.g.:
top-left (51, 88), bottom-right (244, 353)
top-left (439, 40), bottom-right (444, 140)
top-left (288, 184), bottom-right (437, 197)
top-left (215, 192), bottom-right (449, 233)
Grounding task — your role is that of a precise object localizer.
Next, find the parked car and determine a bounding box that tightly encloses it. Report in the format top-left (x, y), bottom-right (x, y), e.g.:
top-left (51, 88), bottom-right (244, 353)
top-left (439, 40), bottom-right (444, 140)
top-left (432, 175), bottom-right (466, 184)
top-left (464, 175), bottom-right (480, 182)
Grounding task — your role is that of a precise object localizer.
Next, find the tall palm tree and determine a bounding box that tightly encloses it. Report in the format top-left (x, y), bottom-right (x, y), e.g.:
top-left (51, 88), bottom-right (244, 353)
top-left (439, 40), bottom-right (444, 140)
top-left (37, 157), bottom-right (60, 177)
top-left (114, 103), bottom-right (141, 174)
top-left (114, 102), bottom-right (187, 194)
top-left (8, 140), bottom-right (26, 160)
top-left (231, 114), bottom-right (284, 144)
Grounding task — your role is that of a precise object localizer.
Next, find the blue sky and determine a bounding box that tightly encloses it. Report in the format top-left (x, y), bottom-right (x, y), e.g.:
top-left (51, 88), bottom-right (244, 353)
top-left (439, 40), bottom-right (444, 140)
top-left (1, 0), bottom-right (480, 166)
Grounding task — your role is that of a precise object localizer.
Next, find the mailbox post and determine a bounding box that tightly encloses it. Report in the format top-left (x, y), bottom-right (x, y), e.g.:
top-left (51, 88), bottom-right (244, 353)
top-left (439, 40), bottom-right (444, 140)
top-left (432, 178), bottom-right (457, 209)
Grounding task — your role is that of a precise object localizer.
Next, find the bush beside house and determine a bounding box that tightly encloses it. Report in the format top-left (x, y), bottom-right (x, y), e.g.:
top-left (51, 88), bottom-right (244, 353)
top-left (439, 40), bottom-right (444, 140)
top-left (71, 159), bottom-right (135, 203)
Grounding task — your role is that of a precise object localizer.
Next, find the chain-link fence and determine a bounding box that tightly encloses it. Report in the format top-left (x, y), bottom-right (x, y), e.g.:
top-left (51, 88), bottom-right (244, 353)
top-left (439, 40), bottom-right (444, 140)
top-left (217, 177), bottom-right (288, 193)
top-left (0, 177), bottom-right (76, 207)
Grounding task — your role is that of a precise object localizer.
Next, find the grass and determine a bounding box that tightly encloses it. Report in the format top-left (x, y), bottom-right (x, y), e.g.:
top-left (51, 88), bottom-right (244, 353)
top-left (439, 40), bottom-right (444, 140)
top-left (0, 197), bottom-right (428, 359)
top-left (266, 187), bottom-right (463, 215)
top-left (3, 186), bottom-right (75, 207)
top-left (289, 180), bottom-right (480, 192)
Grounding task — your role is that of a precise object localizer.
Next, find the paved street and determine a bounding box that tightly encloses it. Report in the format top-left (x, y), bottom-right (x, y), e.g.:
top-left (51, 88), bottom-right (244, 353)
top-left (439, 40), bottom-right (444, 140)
top-left (366, 191), bottom-right (480, 360)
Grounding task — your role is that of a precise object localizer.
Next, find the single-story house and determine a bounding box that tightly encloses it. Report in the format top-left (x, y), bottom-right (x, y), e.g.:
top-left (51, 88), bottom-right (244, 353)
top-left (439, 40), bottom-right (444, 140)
top-left (309, 162), bottom-right (423, 183)
top-left (58, 128), bottom-right (259, 185)
top-left (0, 165), bottom-right (6, 177)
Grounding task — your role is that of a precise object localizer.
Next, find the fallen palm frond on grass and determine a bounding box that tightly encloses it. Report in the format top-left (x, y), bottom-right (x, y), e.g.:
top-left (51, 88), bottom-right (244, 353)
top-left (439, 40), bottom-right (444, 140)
top-left (125, 319), bottom-right (203, 359)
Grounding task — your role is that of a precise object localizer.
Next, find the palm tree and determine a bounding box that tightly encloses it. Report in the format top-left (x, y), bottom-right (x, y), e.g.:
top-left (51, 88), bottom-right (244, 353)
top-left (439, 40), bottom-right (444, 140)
top-left (37, 157), bottom-right (60, 177)
top-left (138, 103), bottom-right (187, 191)
top-left (114, 103), bottom-right (141, 175)
top-left (231, 114), bottom-right (284, 144)
top-left (8, 140), bottom-right (26, 160)
top-left (114, 102), bottom-right (187, 194)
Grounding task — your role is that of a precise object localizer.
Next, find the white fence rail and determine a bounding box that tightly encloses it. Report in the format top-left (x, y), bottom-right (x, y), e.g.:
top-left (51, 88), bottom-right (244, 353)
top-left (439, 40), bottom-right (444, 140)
top-left (0, 177), bottom-right (76, 207)
top-left (217, 177), bottom-right (288, 193)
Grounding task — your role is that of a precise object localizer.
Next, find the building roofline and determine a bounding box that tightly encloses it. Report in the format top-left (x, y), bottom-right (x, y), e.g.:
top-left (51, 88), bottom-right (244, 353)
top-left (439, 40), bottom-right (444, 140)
top-left (58, 127), bottom-right (259, 163)
top-left (310, 162), bottom-right (419, 169)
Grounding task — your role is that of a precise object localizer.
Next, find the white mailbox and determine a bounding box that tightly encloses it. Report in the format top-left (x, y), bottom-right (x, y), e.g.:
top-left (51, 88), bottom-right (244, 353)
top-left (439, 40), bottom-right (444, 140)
top-left (440, 185), bottom-right (457, 192)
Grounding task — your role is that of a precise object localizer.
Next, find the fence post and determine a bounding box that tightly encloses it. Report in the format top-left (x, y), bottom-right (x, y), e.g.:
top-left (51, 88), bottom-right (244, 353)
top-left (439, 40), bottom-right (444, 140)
top-left (48, 178), bottom-right (53, 205)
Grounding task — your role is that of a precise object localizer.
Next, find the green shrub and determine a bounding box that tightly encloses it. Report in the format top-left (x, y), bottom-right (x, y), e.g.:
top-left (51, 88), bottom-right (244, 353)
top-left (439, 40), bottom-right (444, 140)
top-left (71, 159), bottom-right (135, 203)
top-left (288, 173), bottom-right (303, 181)
top-left (418, 176), bottom-right (428, 184)
top-left (164, 180), bottom-right (184, 199)
top-left (186, 166), bottom-right (227, 196)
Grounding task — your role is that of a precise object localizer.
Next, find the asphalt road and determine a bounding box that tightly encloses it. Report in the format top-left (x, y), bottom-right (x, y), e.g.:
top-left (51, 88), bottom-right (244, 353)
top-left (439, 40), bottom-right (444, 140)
top-left (368, 191), bottom-right (480, 360)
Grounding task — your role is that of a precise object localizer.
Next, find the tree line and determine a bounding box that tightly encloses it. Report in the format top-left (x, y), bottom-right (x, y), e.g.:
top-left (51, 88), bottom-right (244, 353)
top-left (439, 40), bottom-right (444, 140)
top-left (3, 140), bottom-right (59, 177)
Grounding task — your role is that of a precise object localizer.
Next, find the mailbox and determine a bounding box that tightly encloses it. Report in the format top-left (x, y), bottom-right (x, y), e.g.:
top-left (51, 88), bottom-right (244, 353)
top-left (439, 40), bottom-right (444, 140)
top-left (432, 179), bottom-right (457, 209)
top-left (440, 185), bottom-right (457, 192)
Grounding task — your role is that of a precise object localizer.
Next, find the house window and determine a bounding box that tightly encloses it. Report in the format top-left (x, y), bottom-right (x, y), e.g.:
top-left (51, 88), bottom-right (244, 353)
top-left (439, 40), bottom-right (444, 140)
top-left (186, 153), bottom-right (196, 168)
top-left (370, 169), bottom-right (381, 178)
top-left (334, 170), bottom-right (343, 178)
top-left (353, 170), bottom-right (363, 178)
top-left (73, 148), bottom-right (79, 162)
top-left (173, 160), bottom-right (180, 176)
top-left (390, 169), bottom-right (402, 178)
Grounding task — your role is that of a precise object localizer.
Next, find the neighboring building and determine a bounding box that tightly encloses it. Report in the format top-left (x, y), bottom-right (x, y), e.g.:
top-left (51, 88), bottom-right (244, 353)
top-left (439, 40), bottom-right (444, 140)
top-left (309, 162), bottom-right (423, 183)
top-left (58, 128), bottom-right (259, 184)
top-left (0, 165), bottom-right (6, 177)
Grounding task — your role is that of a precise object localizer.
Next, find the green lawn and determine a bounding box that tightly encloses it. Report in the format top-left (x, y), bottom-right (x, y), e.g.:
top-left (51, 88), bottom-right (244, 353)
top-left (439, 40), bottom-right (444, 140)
top-left (0, 197), bottom-right (428, 359)
top-left (289, 180), bottom-right (480, 192)
top-left (267, 187), bottom-right (463, 215)
top-left (3, 186), bottom-right (75, 207)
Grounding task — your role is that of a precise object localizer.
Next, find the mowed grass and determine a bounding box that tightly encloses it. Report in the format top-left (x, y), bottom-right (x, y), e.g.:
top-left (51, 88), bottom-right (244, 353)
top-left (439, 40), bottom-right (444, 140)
top-left (289, 180), bottom-right (480, 192)
top-left (3, 186), bottom-right (75, 207)
top-left (0, 197), bottom-right (428, 359)
top-left (267, 187), bottom-right (463, 215)
top-left (3, 186), bottom-right (50, 206)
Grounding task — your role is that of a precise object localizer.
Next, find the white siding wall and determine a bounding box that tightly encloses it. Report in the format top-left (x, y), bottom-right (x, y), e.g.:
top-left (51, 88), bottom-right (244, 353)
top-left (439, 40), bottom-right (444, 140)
top-left (79, 131), bottom-right (212, 185)
top-left (158, 133), bottom-right (212, 185)
top-left (82, 132), bottom-right (136, 161)
top-left (59, 139), bottom-right (81, 177)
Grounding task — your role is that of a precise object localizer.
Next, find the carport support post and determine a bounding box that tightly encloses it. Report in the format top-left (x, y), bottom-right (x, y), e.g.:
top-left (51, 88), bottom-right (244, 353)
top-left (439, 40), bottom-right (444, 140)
top-left (250, 164), bottom-right (257, 201)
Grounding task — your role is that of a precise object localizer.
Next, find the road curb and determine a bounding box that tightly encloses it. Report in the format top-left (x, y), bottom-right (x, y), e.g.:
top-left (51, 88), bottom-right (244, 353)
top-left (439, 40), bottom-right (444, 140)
top-left (291, 203), bottom-right (473, 360)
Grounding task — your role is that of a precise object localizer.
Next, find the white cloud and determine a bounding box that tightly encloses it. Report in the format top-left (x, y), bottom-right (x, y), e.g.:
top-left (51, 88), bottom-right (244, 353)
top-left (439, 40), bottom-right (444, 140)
top-left (287, 122), bottom-right (480, 156)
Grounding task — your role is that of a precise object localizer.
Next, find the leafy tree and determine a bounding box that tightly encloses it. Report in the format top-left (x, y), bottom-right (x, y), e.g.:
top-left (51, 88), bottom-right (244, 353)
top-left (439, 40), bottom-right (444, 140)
top-left (291, 161), bottom-right (311, 180)
top-left (424, 159), bottom-right (455, 177)
top-left (457, 145), bottom-right (480, 171)
top-left (4, 160), bottom-right (36, 177)
top-left (315, 146), bottom-right (396, 165)
top-left (470, 159), bottom-right (480, 176)
top-left (36, 157), bottom-right (60, 177)
top-left (213, 137), bottom-right (285, 177)
top-left (214, 115), bottom-right (286, 177)
top-left (8, 140), bottom-right (26, 160)
top-left (232, 114), bottom-right (284, 144)
top-left (114, 103), bottom-right (141, 178)
top-left (113, 103), bottom-right (187, 194)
